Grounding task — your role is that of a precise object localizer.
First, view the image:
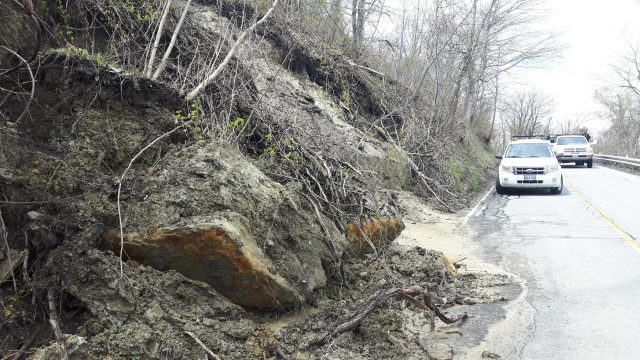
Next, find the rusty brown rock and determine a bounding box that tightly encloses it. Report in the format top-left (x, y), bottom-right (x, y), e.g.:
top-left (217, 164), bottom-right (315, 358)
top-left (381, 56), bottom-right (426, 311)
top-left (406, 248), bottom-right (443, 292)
top-left (345, 216), bottom-right (405, 255)
top-left (102, 214), bottom-right (302, 310)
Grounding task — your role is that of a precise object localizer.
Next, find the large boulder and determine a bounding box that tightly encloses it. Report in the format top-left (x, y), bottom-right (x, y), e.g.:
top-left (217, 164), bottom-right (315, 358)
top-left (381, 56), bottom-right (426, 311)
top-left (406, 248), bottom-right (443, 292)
top-left (103, 216), bottom-right (301, 309)
top-left (104, 142), bottom-right (347, 310)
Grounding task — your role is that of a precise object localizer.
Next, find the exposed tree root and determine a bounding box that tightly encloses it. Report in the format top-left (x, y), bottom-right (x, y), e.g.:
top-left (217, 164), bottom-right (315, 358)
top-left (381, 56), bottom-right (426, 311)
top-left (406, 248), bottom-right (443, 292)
top-left (0, 46), bottom-right (35, 124)
top-left (313, 285), bottom-right (468, 346)
top-left (185, 331), bottom-right (221, 360)
top-left (47, 290), bottom-right (68, 360)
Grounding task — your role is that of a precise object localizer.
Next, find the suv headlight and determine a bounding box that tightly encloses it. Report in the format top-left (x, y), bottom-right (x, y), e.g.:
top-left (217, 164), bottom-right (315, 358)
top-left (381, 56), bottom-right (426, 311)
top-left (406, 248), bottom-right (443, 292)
top-left (500, 165), bottom-right (513, 174)
top-left (546, 165), bottom-right (560, 173)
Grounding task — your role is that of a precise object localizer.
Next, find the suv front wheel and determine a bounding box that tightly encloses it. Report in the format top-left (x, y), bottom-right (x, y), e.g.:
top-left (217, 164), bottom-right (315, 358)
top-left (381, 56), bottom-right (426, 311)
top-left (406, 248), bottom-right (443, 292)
top-left (550, 176), bottom-right (563, 194)
top-left (495, 178), bottom-right (507, 195)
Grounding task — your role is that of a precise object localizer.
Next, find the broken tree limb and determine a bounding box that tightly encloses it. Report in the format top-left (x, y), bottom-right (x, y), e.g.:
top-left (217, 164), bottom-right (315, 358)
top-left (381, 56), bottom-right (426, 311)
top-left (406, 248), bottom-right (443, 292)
top-left (312, 285), bottom-right (467, 346)
top-left (400, 285), bottom-right (467, 329)
top-left (10, 325), bottom-right (42, 360)
top-left (342, 56), bottom-right (386, 77)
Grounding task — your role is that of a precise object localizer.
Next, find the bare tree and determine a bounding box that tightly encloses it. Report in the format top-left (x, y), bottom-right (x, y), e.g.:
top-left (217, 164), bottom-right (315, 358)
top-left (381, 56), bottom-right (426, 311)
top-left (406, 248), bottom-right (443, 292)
top-left (384, 0), bottom-right (560, 146)
top-left (351, 0), bottom-right (387, 49)
top-left (596, 39), bottom-right (640, 156)
top-left (352, 0), bottom-right (366, 46)
top-left (612, 41), bottom-right (640, 100)
top-left (500, 89), bottom-right (554, 137)
top-left (556, 113), bottom-right (589, 134)
top-left (145, 0), bottom-right (173, 78)
top-left (595, 88), bottom-right (640, 156)
top-left (151, 0), bottom-right (193, 80)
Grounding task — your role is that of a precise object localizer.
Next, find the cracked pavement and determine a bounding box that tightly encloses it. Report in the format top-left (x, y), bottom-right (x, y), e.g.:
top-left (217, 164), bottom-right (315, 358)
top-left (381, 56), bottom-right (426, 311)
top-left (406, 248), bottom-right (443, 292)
top-left (464, 164), bottom-right (640, 359)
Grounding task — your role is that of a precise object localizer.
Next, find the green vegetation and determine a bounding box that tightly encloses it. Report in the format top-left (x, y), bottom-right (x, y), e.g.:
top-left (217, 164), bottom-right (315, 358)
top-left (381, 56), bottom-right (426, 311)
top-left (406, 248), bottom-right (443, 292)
top-left (176, 102), bottom-right (205, 140)
top-left (53, 47), bottom-right (120, 69)
top-left (446, 133), bottom-right (495, 194)
top-left (223, 116), bottom-right (246, 130)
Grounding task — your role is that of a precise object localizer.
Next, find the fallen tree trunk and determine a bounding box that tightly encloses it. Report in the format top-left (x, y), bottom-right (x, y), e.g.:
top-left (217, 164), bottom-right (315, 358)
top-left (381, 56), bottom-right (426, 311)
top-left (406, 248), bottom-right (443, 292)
top-left (313, 285), bottom-right (468, 346)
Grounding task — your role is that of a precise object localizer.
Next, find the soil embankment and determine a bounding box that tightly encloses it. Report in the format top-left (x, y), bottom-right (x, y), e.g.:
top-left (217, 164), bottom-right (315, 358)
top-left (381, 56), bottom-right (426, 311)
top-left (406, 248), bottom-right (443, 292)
top-left (0, 0), bottom-right (507, 358)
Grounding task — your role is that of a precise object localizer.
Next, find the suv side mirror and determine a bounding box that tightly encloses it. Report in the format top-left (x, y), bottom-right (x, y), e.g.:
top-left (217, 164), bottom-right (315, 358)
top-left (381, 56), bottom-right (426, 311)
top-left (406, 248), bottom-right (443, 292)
top-left (495, 153), bottom-right (503, 159)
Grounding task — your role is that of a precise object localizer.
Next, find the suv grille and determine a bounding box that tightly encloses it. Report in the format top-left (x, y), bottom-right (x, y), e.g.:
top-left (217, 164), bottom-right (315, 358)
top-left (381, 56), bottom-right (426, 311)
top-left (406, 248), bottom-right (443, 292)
top-left (514, 167), bottom-right (545, 175)
top-left (563, 147), bottom-right (587, 153)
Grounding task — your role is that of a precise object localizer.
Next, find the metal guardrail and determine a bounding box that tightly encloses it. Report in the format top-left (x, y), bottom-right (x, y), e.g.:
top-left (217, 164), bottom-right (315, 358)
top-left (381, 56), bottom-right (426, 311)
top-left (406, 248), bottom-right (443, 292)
top-left (593, 154), bottom-right (640, 171)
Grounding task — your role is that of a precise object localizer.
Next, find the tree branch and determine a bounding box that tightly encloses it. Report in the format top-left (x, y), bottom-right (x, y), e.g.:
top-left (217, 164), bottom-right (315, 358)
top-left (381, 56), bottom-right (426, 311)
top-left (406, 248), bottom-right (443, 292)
top-left (152, 0), bottom-right (193, 80)
top-left (186, 0), bottom-right (280, 101)
top-left (145, 0), bottom-right (173, 78)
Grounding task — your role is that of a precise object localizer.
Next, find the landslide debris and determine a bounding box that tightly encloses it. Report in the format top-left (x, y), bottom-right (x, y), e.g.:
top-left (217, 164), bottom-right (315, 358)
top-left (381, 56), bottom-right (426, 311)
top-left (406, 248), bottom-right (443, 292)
top-left (38, 247), bottom-right (256, 359)
top-left (102, 140), bottom-right (349, 310)
top-left (0, 0), bottom-right (503, 358)
top-left (0, 51), bottom-right (416, 359)
top-left (271, 247), bottom-right (514, 360)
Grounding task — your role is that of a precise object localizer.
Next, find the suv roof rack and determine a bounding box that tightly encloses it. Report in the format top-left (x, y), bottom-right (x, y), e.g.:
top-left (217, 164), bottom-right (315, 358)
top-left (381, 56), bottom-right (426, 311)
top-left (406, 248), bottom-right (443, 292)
top-left (549, 134), bottom-right (587, 137)
top-left (511, 134), bottom-right (548, 141)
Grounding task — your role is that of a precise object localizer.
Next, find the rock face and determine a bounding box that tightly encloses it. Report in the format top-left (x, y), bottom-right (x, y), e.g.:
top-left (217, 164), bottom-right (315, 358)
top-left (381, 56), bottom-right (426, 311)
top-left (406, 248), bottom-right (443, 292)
top-left (345, 216), bottom-right (405, 255)
top-left (190, 4), bottom-right (413, 192)
top-left (105, 141), bottom-right (348, 310)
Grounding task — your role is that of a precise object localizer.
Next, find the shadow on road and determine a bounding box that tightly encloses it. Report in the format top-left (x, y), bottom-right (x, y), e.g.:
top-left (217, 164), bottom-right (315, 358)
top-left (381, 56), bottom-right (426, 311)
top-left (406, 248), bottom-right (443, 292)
top-left (560, 164), bottom-right (591, 169)
top-left (499, 187), bottom-right (569, 196)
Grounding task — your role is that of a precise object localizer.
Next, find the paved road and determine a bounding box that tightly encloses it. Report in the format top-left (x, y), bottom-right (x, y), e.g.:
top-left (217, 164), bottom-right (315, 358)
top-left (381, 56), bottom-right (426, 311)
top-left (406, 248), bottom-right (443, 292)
top-left (467, 164), bottom-right (640, 360)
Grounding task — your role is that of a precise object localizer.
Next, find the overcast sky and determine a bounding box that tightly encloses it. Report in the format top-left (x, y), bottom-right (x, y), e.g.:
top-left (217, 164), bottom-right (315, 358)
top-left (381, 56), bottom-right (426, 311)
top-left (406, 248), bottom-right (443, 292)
top-left (510, 0), bottom-right (640, 134)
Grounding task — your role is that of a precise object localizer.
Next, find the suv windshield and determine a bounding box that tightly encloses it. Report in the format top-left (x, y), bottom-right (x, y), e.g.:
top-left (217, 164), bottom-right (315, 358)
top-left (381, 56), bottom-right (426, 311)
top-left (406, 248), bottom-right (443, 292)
top-left (505, 143), bottom-right (553, 158)
top-left (557, 136), bottom-right (587, 145)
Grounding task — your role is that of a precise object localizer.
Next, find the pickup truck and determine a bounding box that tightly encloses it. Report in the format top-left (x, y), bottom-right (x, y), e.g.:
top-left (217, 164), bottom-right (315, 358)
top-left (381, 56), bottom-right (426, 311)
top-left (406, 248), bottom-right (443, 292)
top-left (553, 135), bottom-right (593, 168)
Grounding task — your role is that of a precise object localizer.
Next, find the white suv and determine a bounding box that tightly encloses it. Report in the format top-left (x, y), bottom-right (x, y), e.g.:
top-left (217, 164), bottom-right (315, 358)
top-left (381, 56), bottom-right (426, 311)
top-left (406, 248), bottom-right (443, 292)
top-left (496, 139), bottom-right (563, 194)
top-left (553, 135), bottom-right (593, 167)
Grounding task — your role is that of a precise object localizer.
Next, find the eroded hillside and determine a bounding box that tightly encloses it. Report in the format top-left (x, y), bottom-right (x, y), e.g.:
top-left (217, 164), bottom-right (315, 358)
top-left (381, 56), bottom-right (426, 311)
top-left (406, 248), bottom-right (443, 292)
top-left (0, 0), bottom-right (503, 358)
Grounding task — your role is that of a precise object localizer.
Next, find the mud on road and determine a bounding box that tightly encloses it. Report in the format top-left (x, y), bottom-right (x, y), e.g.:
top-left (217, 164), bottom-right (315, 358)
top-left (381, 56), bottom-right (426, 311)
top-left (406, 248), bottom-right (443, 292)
top-left (261, 192), bottom-right (520, 360)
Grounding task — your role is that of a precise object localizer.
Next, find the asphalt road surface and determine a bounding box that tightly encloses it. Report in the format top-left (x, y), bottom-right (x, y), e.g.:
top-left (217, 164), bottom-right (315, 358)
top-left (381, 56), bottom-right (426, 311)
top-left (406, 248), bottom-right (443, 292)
top-left (467, 164), bottom-right (640, 360)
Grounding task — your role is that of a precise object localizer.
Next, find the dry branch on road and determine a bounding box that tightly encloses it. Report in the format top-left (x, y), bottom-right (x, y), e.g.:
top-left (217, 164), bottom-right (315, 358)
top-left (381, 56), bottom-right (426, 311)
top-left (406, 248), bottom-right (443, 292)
top-left (313, 285), bottom-right (468, 346)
